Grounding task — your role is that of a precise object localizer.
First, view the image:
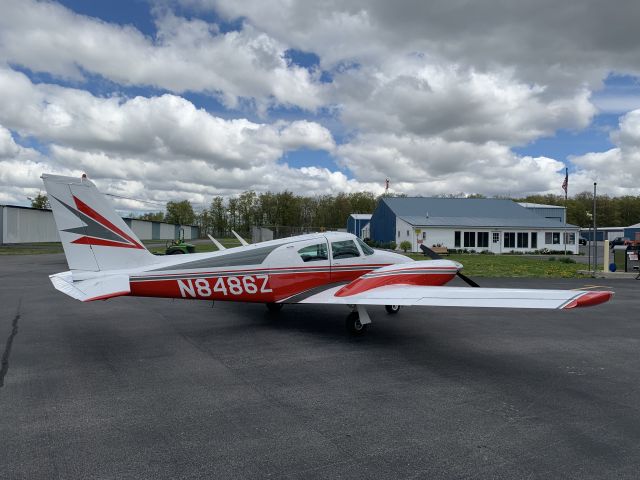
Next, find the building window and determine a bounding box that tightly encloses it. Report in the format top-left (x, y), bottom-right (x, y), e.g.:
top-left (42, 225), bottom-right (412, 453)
top-left (477, 232), bottom-right (489, 248)
top-left (504, 232), bottom-right (515, 248)
top-left (454, 231), bottom-right (461, 247)
top-left (397, 230), bottom-right (400, 238)
top-left (407, 230), bottom-right (410, 237)
top-left (463, 231), bottom-right (476, 248)
top-left (531, 232), bottom-right (538, 248)
top-left (545, 232), bottom-right (561, 245)
top-left (517, 232), bottom-right (528, 248)
top-left (422, 232), bottom-right (426, 240)
top-left (564, 232), bottom-right (575, 244)
top-left (492, 232), bottom-right (500, 243)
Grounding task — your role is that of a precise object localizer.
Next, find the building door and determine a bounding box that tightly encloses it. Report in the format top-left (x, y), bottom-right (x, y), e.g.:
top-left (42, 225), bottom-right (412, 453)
top-left (490, 231), bottom-right (501, 254)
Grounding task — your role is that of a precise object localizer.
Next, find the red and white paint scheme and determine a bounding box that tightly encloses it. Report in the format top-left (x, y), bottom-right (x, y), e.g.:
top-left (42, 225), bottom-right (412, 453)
top-left (42, 174), bottom-right (613, 335)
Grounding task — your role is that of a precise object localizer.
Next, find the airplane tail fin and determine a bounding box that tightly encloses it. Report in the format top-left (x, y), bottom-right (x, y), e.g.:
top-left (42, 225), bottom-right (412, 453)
top-left (42, 174), bottom-right (159, 272)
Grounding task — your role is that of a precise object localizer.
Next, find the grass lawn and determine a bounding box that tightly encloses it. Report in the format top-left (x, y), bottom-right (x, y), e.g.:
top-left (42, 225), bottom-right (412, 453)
top-left (0, 242), bottom-right (64, 255)
top-left (406, 253), bottom-right (593, 278)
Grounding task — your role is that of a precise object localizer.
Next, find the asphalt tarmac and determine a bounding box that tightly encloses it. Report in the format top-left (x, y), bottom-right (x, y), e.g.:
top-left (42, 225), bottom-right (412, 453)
top-left (1, 254), bottom-right (638, 479)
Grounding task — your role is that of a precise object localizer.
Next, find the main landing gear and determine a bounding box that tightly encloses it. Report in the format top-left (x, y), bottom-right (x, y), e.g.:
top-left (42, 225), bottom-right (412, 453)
top-left (265, 302), bottom-right (283, 312)
top-left (346, 305), bottom-right (402, 335)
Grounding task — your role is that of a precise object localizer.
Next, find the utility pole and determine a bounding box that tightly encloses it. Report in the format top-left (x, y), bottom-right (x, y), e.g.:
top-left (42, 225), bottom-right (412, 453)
top-left (592, 182), bottom-right (597, 276)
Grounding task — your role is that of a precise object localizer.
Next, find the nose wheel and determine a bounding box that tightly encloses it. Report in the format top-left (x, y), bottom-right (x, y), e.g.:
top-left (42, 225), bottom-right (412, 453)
top-left (385, 305), bottom-right (400, 314)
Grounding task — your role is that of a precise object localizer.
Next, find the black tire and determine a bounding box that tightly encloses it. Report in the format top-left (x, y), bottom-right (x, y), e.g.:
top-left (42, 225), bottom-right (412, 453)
top-left (385, 305), bottom-right (400, 314)
top-left (167, 250), bottom-right (184, 255)
top-left (266, 302), bottom-right (283, 313)
top-left (346, 312), bottom-right (368, 335)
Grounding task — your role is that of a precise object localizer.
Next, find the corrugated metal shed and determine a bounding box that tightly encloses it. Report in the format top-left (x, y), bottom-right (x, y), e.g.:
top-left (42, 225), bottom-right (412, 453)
top-left (0, 204), bottom-right (200, 244)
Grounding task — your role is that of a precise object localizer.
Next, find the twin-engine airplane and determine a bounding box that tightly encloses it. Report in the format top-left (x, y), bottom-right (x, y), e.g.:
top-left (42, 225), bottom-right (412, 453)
top-left (42, 174), bottom-right (613, 335)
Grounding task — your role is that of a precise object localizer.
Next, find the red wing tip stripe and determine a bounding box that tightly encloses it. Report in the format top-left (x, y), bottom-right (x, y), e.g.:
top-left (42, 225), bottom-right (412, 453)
top-left (562, 291), bottom-right (613, 309)
top-left (84, 291), bottom-right (130, 302)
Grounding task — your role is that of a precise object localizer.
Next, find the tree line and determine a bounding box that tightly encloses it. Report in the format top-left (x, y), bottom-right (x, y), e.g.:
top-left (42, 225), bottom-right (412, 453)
top-left (30, 189), bottom-right (640, 236)
top-left (138, 191), bottom-right (379, 236)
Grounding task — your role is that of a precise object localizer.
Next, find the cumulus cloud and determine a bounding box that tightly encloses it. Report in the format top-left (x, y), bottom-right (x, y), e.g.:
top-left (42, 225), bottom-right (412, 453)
top-left (2, 0), bottom-right (640, 207)
top-left (0, 0), bottom-right (325, 110)
top-left (0, 68), bottom-right (334, 168)
top-left (568, 110), bottom-right (640, 194)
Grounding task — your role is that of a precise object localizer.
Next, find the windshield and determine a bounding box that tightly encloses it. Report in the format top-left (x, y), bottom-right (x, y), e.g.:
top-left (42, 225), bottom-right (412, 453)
top-left (357, 238), bottom-right (375, 256)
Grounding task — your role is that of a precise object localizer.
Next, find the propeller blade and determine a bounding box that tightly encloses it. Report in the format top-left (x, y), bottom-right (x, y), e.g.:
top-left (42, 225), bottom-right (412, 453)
top-left (420, 244), bottom-right (480, 287)
top-left (456, 271), bottom-right (480, 288)
top-left (420, 244), bottom-right (441, 260)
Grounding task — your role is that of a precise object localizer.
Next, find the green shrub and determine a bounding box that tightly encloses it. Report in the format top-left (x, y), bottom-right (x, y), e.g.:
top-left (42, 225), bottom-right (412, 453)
top-left (399, 240), bottom-right (411, 252)
top-left (558, 257), bottom-right (576, 264)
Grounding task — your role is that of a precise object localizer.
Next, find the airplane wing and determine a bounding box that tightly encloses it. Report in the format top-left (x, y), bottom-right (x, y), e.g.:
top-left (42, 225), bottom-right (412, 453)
top-left (297, 284), bottom-right (612, 310)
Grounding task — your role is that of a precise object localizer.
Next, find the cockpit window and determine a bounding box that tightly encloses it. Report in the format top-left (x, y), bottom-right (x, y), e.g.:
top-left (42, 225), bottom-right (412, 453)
top-left (331, 240), bottom-right (361, 259)
top-left (298, 243), bottom-right (328, 262)
top-left (357, 238), bottom-right (375, 256)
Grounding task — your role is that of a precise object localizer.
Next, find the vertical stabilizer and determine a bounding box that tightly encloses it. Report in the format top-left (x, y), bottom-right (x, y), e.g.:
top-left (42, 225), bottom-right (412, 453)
top-left (42, 174), bottom-right (158, 271)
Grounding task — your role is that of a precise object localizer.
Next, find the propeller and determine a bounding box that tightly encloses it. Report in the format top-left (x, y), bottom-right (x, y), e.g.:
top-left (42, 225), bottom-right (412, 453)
top-left (420, 244), bottom-right (480, 288)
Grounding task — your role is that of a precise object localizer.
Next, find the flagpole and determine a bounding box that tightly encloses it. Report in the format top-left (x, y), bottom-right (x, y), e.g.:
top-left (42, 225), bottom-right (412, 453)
top-left (563, 167), bottom-right (568, 256)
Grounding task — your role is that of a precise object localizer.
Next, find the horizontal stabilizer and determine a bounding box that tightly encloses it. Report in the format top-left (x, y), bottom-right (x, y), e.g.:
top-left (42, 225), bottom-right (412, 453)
top-left (50, 271), bottom-right (130, 302)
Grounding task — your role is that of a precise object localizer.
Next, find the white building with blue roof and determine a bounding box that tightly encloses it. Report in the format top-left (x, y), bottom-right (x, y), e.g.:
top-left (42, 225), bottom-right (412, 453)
top-left (370, 197), bottom-right (579, 254)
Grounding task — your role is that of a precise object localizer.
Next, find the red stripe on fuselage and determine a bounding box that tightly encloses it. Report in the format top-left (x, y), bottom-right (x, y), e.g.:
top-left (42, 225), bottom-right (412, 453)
top-left (129, 270), bottom-right (337, 302)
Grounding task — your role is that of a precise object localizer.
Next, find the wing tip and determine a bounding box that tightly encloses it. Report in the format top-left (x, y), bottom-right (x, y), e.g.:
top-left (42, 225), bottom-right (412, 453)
top-left (563, 290), bottom-right (614, 309)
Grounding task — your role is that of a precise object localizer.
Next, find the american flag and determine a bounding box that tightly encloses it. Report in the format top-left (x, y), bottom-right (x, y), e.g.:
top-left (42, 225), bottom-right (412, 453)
top-left (561, 168), bottom-right (568, 195)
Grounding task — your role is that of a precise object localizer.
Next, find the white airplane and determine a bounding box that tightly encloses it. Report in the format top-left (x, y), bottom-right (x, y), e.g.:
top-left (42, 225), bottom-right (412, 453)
top-left (42, 174), bottom-right (613, 335)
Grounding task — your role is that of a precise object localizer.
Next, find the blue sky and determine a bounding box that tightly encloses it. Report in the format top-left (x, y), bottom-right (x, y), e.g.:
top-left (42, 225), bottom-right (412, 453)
top-left (2, 0), bottom-right (640, 208)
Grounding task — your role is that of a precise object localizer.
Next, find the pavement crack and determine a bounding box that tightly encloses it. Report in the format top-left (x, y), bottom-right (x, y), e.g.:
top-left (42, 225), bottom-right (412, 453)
top-left (0, 298), bottom-right (22, 388)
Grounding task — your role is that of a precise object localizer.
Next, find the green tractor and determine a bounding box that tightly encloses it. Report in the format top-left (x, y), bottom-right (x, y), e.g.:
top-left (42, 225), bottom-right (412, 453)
top-left (165, 228), bottom-right (196, 255)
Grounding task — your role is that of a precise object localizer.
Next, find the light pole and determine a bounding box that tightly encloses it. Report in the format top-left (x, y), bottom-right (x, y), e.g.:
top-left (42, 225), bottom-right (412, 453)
top-left (592, 182), bottom-right (597, 276)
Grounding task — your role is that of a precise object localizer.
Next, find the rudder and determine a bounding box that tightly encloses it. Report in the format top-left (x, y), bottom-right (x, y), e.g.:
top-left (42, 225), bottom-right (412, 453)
top-left (42, 174), bottom-right (158, 271)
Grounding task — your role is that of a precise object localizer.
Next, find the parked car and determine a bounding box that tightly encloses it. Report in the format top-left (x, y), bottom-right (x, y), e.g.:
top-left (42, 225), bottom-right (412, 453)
top-left (610, 237), bottom-right (630, 248)
top-left (579, 237), bottom-right (587, 246)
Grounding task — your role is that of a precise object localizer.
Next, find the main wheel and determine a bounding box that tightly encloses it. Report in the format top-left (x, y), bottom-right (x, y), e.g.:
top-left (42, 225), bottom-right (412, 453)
top-left (266, 302), bottom-right (283, 313)
top-left (345, 312), bottom-right (368, 335)
top-left (385, 305), bottom-right (400, 314)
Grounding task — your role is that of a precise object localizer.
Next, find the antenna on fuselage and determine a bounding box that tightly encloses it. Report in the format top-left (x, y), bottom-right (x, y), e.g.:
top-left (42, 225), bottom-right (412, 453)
top-left (231, 230), bottom-right (250, 246)
top-left (207, 234), bottom-right (226, 250)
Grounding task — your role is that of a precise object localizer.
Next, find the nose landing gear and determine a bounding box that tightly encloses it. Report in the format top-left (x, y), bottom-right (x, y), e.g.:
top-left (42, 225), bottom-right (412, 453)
top-left (385, 305), bottom-right (401, 314)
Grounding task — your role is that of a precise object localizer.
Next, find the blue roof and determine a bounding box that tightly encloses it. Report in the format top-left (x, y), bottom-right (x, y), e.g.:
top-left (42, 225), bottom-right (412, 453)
top-left (382, 197), bottom-right (577, 229)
